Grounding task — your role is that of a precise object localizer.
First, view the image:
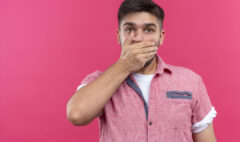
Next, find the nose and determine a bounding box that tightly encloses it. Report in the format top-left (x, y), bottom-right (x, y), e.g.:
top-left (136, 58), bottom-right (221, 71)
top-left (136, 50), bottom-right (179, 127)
top-left (132, 29), bottom-right (144, 43)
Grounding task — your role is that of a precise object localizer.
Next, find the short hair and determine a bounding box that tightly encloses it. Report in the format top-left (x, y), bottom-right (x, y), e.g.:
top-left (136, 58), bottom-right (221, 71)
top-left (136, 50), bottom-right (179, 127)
top-left (118, 0), bottom-right (165, 29)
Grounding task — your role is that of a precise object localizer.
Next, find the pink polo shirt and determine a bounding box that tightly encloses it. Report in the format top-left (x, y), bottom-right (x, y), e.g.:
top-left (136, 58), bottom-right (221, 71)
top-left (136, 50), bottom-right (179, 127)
top-left (76, 54), bottom-right (217, 142)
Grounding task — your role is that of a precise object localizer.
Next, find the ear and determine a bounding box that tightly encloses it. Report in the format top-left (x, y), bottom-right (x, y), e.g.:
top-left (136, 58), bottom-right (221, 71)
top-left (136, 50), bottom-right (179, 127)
top-left (159, 29), bottom-right (165, 45)
top-left (116, 28), bottom-right (120, 44)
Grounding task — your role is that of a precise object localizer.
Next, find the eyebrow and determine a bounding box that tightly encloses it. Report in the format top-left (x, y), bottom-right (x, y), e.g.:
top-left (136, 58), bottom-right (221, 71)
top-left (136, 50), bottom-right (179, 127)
top-left (122, 22), bottom-right (157, 28)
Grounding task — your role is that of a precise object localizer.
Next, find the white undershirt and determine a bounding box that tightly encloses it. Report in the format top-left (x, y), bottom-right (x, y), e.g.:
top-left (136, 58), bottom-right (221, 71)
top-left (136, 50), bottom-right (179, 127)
top-left (131, 72), bottom-right (155, 106)
top-left (76, 73), bottom-right (217, 133)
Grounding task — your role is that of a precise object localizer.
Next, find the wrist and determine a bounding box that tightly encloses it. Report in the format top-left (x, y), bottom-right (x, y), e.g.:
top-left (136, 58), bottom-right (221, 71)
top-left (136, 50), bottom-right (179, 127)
top-left (116, 59), bottom-right (131, 75)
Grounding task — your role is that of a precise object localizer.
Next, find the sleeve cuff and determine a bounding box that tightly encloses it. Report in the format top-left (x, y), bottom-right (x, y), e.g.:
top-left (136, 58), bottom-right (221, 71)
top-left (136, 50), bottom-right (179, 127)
top-left (192, 106), bottom-right (217, 133)
top-left (76, 83), bottom-right (87, 92)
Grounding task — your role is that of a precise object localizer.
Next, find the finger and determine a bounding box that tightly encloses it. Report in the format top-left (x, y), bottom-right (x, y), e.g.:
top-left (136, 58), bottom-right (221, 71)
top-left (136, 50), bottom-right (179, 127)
top-left (137, 46), bottom-right (158, 54)
top-left (134, 41), bottom-right (155, 49)
top-left (138, 50), bottom-right (157, 59)
top-left (144, 51), bottom-right (157, 59)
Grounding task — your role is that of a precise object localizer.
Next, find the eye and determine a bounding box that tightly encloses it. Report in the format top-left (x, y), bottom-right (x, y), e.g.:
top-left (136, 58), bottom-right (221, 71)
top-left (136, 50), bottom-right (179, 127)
top-left (145, 28), bottom-right (154, 33)
top-left (125, 28), bottom-right (134, 33)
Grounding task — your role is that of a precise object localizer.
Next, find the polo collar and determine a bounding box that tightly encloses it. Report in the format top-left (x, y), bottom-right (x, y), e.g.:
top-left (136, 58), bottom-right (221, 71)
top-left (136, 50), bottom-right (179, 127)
top-left (126, 54), bottom-right (172, 87)
top-left (154, 54), bottom-right (172, 76)
top-left (129, 54), bottom-right (172, 76)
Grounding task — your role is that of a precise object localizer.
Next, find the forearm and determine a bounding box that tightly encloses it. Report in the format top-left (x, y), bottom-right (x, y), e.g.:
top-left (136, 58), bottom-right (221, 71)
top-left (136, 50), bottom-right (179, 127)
top-left (192, 123), bottom-right (217, 142)
top-left (67, 59), bottom-right (130, 125)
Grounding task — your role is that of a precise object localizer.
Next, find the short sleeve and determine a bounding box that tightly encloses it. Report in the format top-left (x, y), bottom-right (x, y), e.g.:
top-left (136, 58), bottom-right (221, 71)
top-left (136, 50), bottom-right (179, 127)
top-left (75, 70), bottom-right (103, 92)
top-left (191, 76), bottom-right (217, 132)
top-left (76, 84), bottom-right (87, 92)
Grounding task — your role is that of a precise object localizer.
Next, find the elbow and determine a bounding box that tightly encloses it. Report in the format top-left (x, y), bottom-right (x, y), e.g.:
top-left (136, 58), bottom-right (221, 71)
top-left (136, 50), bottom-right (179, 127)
top-left (67, 110), bottom-right (92, 126)
top-left (66, 94), bottom-right (93, 126)
top-left (67, 111), bottom-right (82, 126)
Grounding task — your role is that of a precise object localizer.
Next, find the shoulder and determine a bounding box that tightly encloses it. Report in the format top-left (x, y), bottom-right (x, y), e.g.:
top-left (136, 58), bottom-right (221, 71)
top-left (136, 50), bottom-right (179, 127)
top-left (166, 64), bottom-right (203, 85)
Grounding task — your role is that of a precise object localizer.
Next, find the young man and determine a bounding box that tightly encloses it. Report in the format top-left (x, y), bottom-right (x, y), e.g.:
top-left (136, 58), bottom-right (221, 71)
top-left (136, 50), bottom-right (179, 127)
top-left (67, 0), bottom-right (217, 141)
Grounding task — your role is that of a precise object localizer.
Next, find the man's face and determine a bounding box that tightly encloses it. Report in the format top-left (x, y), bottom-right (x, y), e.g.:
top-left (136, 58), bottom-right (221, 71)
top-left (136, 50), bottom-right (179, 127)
top-left (116, 12), bottom-right (165, 67)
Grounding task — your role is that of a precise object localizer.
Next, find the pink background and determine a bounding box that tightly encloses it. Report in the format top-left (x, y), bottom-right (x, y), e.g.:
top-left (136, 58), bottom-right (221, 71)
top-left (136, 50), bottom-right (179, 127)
top-left (0, 0), bottom-right (239, 141)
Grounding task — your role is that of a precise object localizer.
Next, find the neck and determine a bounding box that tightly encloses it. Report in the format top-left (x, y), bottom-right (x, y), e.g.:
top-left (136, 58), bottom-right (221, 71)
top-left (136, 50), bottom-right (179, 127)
top-left (133, 55), bottom-right (157, 75)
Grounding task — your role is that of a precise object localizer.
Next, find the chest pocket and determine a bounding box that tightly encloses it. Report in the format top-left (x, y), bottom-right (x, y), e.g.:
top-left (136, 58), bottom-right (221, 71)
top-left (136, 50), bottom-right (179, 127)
top-left (166, 91), bottom-right (192, 100)
top-left (164, 91), bottom-right (193, 129)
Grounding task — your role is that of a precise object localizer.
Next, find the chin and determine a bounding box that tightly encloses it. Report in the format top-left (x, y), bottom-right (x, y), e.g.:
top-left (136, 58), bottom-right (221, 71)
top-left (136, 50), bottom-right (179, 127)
top-left (144, 55), bottom-right (155, 67)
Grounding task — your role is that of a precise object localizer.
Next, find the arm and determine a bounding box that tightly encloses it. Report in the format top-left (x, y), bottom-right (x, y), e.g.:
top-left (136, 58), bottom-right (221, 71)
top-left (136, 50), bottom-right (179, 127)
top-left (66, 59), bottom-right (130, 126)
top-left (67, 32), bottom-right (157, 126)
top-left (192, 122), bottom-right (217, 142)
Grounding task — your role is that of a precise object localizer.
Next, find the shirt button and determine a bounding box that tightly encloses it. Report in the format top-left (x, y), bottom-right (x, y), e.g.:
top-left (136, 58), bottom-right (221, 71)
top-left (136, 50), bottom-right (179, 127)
top-left (149, 121), bottom-right (153, 125)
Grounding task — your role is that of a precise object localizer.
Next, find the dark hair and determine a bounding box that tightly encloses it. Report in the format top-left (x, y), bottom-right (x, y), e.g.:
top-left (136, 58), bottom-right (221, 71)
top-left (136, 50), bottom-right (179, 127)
top-left (118, 0), bottom-right (165, 29)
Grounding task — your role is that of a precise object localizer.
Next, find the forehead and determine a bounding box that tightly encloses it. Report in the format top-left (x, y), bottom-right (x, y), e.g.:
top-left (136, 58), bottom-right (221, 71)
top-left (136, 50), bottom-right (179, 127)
top-left (120, 12), bottom-right (159, 28)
